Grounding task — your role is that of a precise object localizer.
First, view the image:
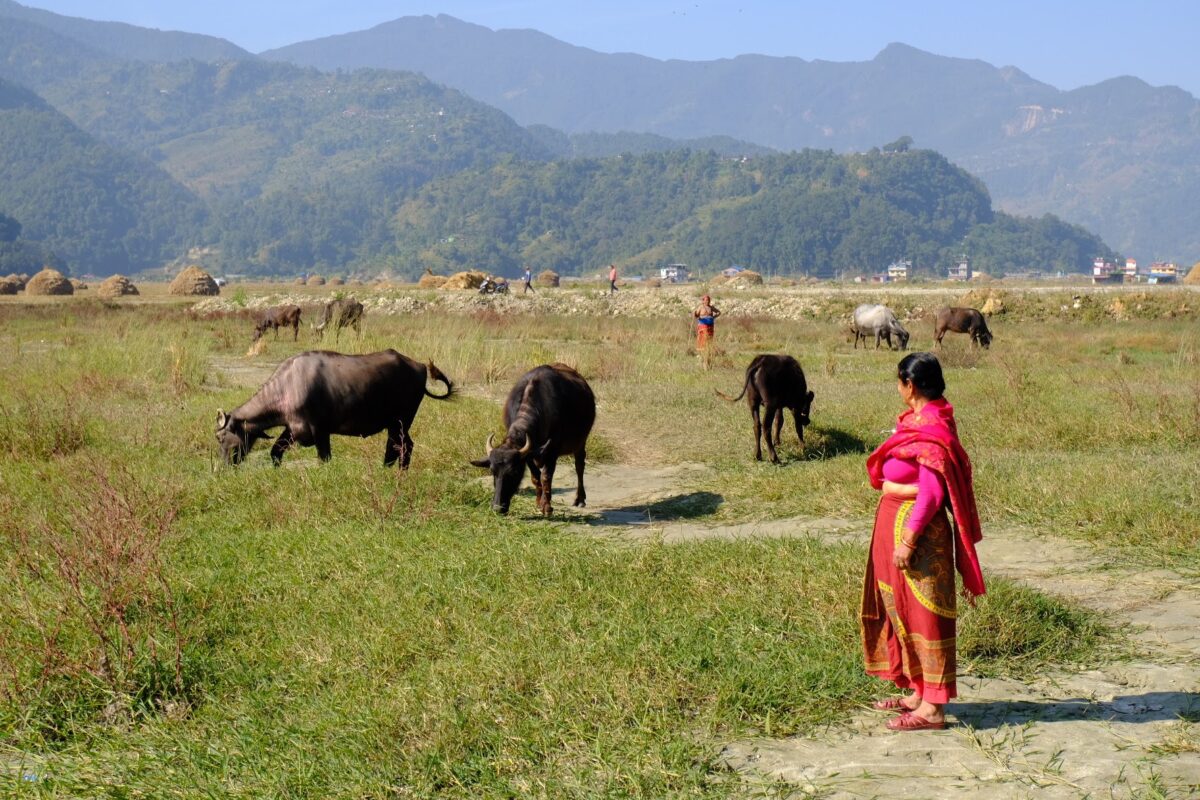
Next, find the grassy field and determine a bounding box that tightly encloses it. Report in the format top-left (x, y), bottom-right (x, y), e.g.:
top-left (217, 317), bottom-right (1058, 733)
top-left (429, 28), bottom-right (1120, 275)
top-left (0, 284), bottom-right (1193, 797)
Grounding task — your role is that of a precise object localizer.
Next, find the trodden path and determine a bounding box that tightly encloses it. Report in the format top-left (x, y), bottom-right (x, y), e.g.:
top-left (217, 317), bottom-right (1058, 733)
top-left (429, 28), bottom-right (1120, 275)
top-left (558, 463), bottom-right (1200, 799)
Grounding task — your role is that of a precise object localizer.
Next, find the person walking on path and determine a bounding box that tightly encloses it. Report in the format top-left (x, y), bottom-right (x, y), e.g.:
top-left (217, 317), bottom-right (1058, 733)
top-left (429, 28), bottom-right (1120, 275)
top-left (523, 267), bottom-right (534, 294)
top-left (861, 352), bottom-right (985, 732)
top-left (693, 294), bottom-right (720, 351)
top-left (608, 264), bottom-right (619, 295)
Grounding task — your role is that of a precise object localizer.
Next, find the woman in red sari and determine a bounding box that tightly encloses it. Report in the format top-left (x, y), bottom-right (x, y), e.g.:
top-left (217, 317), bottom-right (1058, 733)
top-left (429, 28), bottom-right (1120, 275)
top-left (861, 353), bottom-right (985, 731)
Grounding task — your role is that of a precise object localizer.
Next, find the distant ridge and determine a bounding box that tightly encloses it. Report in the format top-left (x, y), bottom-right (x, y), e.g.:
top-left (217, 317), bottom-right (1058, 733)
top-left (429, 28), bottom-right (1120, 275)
top-left (0, 0), bottom-right (251, 62)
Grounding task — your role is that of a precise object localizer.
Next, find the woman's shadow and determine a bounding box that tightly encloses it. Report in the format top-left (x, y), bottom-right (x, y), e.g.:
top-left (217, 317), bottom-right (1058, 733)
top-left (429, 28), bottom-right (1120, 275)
top-left (951, 691), bottom-right (1199, 729)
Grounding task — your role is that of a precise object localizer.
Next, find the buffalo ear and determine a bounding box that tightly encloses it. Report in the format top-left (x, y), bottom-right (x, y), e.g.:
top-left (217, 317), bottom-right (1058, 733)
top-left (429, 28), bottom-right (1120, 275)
top-left (469, 456), bottom-right (492, 469)
top-left (806, 390), bottom-right (815, 403)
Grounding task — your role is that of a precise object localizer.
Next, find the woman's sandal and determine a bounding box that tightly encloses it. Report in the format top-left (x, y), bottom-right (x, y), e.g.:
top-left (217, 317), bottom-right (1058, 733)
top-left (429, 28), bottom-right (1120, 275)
top-left (886, 712), bottom-right (946, 731)
top-left (871, 697), bottom-right (907, 711)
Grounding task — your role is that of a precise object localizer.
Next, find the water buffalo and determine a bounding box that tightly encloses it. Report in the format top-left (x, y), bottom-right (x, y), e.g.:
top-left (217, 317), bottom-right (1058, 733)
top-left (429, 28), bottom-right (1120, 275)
top-left (934, 306), bottom-right (992, 349)
top-left (215, 349), bottom-right (452, 467)
top-left (471, 363), bottom-right (595, 516)
top-left (314, 297), bottom-right (364, 341)
top-left (718, 354), bottom-right (814, 462)
top-left (253, 304), bottom-right (302, 341)
top-left (853, 304), bottom-right (910, 350)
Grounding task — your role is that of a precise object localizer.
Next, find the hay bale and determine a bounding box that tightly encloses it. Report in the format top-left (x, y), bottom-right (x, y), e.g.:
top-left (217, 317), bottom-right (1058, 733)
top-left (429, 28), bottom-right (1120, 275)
top-left (707, 274), bottom-right (730, 286)
top-left (0, 276), bottom-right (19, 294)
top-left (349, 279), bottom-right (365, 287)
top-left (293, 277), bottom-right (306, 285)
top-left (643, 277), bottom-right (662, 288)
top-left (1184, 261), bottom-right (1200, 285)
top-left (418, 273), bottom-right (448, 289)
top-left (728, 270), bottom-right (764, 286)
top-left (168, 265), bottom-right (219, 296)
top-left (306, 275), bottom-right (326, 287)
top-left (535, 270), bottom-right (560, 288)
top-left (443, 270), bottom-right (488, 290)
top-left (328, 276), bottom-right (344, 286)
top-left (25, 268), bottom-right (74, 295)
top-left (69, 278), bottom-right (88, 291)
top-left (97, 274), bottom-right (139, 299)
top-left (5, 273), bottom-right (26, 290)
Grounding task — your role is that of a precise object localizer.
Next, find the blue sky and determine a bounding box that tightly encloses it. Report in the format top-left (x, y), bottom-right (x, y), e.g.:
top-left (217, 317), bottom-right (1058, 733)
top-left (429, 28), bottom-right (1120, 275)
top-left (24, 0), bottom-right (1200, 96)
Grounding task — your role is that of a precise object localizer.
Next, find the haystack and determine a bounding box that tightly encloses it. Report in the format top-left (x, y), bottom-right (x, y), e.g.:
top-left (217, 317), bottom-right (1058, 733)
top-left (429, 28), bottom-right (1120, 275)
top-left (349, 279), bottom-right (364, 287)
top-left (0, 276), bottom-right (19, 294)
top-left (727, 270), bottom-right (764, 286)
top-left (328, 276), bottom-right (344, 286)
top-left (168, 265), bottom-right (219, 296)
top-left (535, 270), bottom-right (560, 288)
top-left (97, 274), bottom-right (139, 299)
top-left (306, 275), bottom-right (326, 287)
top-left (1184, 261), bottom-right (1200, 286)
top-left (70, 278), bottom-right (88, 291)
top-left (25, 268), bottom-right (74, 295)
top-left (293, 277), bottom-right (306, 285)
top-left (643, 277), bottom-right (663, 288)
top-left (4, 273), bottom-right (25, 290)
top-left (418, 272), bottom-right (448, 289)
top-left (443, 270), bottom-right (488, 290)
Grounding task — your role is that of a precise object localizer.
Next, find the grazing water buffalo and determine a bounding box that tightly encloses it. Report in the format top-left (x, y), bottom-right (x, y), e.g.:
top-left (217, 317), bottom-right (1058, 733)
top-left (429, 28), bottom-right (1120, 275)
top-left (471, 363), bottom-right (595, 516)
top-left (215, 349), bottom-right (452, 467)
top-left (314, 297), bottom-right (364, 341)
top-left (853, 304), bottom-right (910, 350)
top-left (718, 354), bottom-right (814, 462)
top-left (253, 304), bottom-right (302, 341)
top-left (934, 306), bottom-right (992, 349)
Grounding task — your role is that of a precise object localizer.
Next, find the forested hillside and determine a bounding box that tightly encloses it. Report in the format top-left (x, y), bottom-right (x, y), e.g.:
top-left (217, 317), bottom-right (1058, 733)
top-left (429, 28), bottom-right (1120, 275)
top-left (386, 148), bottom-right (1111, 279)
top-left (0, 77), bottom-right (206, 274)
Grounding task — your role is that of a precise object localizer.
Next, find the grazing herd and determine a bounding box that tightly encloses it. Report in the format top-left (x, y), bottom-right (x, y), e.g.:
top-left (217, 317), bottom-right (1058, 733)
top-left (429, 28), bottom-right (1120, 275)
top-left (220, 298), bottom-right (993, 512)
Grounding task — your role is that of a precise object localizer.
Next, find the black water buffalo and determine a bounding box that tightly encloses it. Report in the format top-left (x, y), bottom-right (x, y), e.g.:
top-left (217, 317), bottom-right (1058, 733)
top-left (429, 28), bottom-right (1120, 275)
top-left (471, 363), bottom-right (595, 516)
top-left (215, 349), bottom-right (452, 467)
top-left (718, 354), bottom-right (814, 463)
top-left (253, 304), bottom-right (302, 342)
top-left (314, 297), bottom-right (364, 341)
top-left (934, 306), bottom-right (992, 349)
top-left (852, 304), bottom-right (910, 350)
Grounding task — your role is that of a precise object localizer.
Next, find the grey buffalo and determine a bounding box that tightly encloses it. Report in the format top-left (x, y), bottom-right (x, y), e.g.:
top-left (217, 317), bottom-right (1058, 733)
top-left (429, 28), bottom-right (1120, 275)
top-left (852, 304), bottom-right (910, 350)
top-left (215, 349), bottom-right (452, 467)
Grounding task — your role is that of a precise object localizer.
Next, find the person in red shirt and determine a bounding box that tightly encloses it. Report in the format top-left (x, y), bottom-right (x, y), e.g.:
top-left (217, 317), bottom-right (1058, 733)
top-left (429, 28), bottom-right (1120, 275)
top-left (608, 264), bottom-right (618, 294)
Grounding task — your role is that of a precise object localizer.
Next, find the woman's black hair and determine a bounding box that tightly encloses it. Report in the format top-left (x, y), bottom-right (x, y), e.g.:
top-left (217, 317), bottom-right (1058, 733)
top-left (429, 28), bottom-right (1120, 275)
top-left (897, 352), bottom-right (945, 400)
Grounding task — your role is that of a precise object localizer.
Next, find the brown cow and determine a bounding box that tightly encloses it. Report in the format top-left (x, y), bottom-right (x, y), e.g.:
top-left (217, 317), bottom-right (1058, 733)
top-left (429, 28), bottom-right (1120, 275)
top-left (314, 297), bottom-right (364, 341)
top-left (934, 306), bottom-right (992, 349)
top-left (253, 304), bottom-right (302, 341)
top-left (718, 354), bottom-right (814, 463)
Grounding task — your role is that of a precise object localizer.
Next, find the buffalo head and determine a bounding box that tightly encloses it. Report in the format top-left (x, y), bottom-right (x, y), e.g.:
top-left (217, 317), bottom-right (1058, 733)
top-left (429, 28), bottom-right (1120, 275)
top-left (796, 390), bottom-right (815, 437)
top-left (215, 410), bottom-right (268, 465)
top-left (471, 433), bottom-right (550, 514)
top-left (895, 329), bottom-right (911, 351)
top-left (977, 328), bottom-right (993, 349)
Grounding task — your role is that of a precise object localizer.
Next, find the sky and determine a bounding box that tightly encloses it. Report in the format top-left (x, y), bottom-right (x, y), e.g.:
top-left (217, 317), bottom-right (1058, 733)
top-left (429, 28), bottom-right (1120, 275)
top-left (20, 0), bottom-right (1200, 97)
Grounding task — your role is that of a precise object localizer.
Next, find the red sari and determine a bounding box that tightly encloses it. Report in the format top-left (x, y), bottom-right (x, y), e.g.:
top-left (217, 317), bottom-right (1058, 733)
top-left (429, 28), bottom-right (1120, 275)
top-left (860, 398), bottom-right (984, 704)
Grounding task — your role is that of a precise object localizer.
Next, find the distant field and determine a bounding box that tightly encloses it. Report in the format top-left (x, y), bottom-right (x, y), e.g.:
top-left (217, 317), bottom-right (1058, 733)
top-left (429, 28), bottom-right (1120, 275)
top-left (0, 284), bottom-right (1193, 796)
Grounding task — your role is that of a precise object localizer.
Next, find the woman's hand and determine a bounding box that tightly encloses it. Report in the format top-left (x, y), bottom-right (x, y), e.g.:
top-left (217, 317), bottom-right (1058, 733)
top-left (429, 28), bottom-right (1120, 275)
top-left (893, 541), bottom-right (915, 570)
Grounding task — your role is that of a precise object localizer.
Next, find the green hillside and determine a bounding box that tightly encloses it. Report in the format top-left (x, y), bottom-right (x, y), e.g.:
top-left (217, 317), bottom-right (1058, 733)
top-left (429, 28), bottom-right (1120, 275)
top-left (0, 77), bottom-right (206, 274)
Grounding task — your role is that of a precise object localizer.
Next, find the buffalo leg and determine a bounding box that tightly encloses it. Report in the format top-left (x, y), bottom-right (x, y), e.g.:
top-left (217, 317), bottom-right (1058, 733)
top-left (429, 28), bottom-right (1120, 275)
top-left (934, 327), bottom-right (944, 348)
top-left (384, 421), bottom-right (410, 468)
top-left (528, 462), bottom-right (543, 505)
top-left (315, 432), bottom-right (332, 462)
top-left (538, 458), bottom-right (557, 516)
top-left (292, 321), bottom-right (299, 341)
top-left (751, 401), bottom-right (764, 461)
top-left (793, 410), bottom-right (806, 445)
top-left (573, 450), bottom-right (586, 507)
top-left (773, 408), bottom-right (785, 449)
top-left (764, 404), bottom-right (781, 463)
top-left (270, 427), bottom-right (295, 466)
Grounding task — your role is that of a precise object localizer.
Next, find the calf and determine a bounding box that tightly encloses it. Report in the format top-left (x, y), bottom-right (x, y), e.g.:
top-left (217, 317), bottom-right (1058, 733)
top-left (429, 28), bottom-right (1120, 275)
top-left (718, 354), bottom-right (814, 463)
top-left (471, 364), bottom-right (595, 516)
top-left (215, 349), bottom-right (452, 467)
top-left (934, 306), bottom-right (992, 349)
top-left (253, 304), bottom-right (302, 341)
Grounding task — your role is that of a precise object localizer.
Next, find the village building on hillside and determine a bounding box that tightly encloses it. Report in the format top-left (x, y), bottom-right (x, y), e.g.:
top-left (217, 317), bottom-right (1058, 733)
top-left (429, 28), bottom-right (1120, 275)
top-left (1124, 258), bottom-right (1139, 281)
top-left (1145, 262), bottom-right (1178, 284)
top-left (1092, 257), bottom-right (1123, 284)
top-left (947, 255), bottom-right (971, 281)
top-left (660, 263), bottom-right (691, 283)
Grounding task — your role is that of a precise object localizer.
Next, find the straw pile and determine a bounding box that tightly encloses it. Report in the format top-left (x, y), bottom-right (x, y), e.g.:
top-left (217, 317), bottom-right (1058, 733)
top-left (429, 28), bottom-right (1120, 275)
top-left (0, 276), bottom-right (19, 294)
top-left (643, 277), bottom-right (662, 288)
top-left (293, 277), bottom-right (306, 285)
top-left (419, 272), bottom-right (448, 289)
top-left (306, 275), bottom-right (326, 286)
top-left (168, 265), bottom-right (219, 296)
top-left (5, 273), bottom-right (27, 290)
top-left (535, 270), bottom-right (560, 288)
top-left (442, 270), bottom-right (488, 290)
top-left (726, 269), bottom-right (763, 286)
top-left (25, 268), bottom-right (74, 295)
top-left (70, 278), bottom-right (88, 291)
top-left (1184, 262), bottom-right (1200, 286)
top-left (97, 274), bottom-right (139, 299)
top-left (328, 276), bottom-right (344, 286)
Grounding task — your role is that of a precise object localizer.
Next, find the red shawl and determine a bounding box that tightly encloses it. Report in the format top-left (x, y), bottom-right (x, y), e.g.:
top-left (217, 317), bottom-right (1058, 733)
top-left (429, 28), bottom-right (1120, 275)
top-left (866, 398), bottom-right (986, 598)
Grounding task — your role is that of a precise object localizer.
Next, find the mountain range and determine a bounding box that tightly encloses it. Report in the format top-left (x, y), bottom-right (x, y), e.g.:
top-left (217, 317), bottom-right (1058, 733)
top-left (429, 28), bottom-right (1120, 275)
top-left (0, 1), bottom-right (1187, 275)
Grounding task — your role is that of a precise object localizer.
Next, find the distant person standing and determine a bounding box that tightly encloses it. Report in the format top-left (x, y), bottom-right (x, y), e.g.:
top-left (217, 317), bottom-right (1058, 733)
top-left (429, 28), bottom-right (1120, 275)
top-left (608, 264), bottom-right (619, 295)
top-left (694, 294), bottom-right (721, 351)
top-left (523, 267), bottom-right (534, 294)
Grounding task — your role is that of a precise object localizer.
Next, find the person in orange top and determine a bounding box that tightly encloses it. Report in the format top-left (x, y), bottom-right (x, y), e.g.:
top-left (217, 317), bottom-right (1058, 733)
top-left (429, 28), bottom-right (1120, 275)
top-left (608, 264), bottom-right (618, 294)
top-left (693, 294), bottom-right (720, 350)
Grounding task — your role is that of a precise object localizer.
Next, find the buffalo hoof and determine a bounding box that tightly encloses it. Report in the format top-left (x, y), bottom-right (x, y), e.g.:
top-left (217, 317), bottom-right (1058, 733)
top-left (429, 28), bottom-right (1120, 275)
top-left (573, 499), bottom-right (586, 508)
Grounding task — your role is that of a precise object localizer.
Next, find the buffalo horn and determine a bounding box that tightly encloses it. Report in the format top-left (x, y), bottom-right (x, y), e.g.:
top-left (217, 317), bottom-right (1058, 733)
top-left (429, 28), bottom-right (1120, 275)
top-left (518, 436), bottom-right (533, 457)
top-left (485, 433), bottom-right (495, 456)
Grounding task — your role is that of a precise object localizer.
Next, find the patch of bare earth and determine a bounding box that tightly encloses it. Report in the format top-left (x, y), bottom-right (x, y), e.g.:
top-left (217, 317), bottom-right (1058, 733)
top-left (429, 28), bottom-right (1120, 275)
top-left (566, 465), bottom-right (1200, 798)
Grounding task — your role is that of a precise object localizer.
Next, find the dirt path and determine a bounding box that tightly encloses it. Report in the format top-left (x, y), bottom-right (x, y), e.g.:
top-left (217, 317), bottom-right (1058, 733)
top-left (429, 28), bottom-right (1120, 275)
top-left (563, 464), bottom-right (1200, 798)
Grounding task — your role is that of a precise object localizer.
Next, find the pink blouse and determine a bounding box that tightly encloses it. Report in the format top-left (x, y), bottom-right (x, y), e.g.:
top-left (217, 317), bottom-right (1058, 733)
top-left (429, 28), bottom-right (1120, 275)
top-left (882, 457), bottom-right (946, 538)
